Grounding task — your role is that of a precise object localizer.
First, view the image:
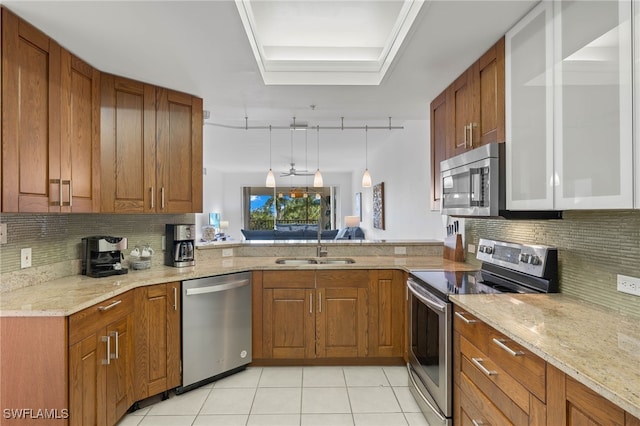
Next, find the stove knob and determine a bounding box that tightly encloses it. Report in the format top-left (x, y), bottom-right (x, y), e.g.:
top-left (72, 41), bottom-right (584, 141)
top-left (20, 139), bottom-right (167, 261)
top-left (528, 255), bottom-right (540, 265)
top-left (479, 245), bottom-right (493, 254)
top-left (519, 253), bottom-right (530, 263)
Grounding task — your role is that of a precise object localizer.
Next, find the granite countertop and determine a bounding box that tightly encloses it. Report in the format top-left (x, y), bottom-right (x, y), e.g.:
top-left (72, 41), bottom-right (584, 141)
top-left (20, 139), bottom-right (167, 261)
top-left (0, 255), bottom-right (473, 317)
top-left (450, 293), bottom-right (640, 419)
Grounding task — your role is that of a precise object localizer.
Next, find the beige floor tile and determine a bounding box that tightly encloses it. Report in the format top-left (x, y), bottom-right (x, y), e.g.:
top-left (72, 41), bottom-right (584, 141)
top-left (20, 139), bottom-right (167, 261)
top-left (302, 387), bottom-right (351, 413)
top-left (353, 413), bottom-right (408, 426)
top-left (343, 366), bottom-right (390, 387)
top-left (302, 366), bottom-right (346, 387)
top-left (192, 414), bottom-right (249, 425)
top-left (138, 415), bottom-right (197, 426)
top-left (301, 413), bottom-right (355, 426)
top-left (247, 414), bottom-right (300, 425)
top-left (251, 387), bottom-right (302, 414)
top-left (393, 387), bottom-right (422, 412)
top-left (146, 387), bottom-right (210, 415)
top-left (348, 387), bottom-right (402, 413)
top-left (214, 367), bottom-right (263, 388)
top-left (200, 387), bottom-right (256, 415)
top-left (258, 366), bottom-right (303, 387)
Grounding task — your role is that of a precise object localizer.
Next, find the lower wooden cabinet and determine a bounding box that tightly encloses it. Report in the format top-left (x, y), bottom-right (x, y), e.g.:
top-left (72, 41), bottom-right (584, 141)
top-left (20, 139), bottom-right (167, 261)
top-left (454, 304), bottom-right (640, 426)
top-left (68, 291), bottom-right (135, 426)
top-left (133, 282), bottom-right (181, 400)
top-left (253, 269), bottom-right (404, 362)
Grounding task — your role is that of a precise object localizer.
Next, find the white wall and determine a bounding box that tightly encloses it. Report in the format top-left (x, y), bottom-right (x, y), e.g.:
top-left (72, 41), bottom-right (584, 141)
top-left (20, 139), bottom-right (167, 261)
top-left (198, 119), bottom-right (447, 241)
top-left (351, 120), bottom-right (446, 240)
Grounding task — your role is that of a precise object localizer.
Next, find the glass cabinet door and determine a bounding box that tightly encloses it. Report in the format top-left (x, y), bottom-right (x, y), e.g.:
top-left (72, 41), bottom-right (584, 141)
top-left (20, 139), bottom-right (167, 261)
top-left (554, 0), bottom-right (633, 209)
top-left (506, 1), bottom-right (555, 210)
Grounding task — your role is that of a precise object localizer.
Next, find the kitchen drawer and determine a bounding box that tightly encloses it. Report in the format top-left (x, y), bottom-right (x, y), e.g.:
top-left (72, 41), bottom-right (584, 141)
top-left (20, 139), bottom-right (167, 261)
top-left (460, 335), bottom-right (531, 415)
top-left (68, 291), bottom-right (133, 345)
top-left (316, 269), bottom-right (369, 288)
top-left (458, 372), bottom-right (520, 426)
top-left (262, 270), bottom-right (315, 289)
top-left (453, 305), bottom-right (489, 354)
top-left (487, 329), bottom-right (546, 401)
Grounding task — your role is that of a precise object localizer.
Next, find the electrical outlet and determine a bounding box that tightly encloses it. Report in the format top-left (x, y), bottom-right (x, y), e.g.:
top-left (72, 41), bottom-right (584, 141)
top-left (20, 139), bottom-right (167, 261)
top-left (161, 236), bottom-right (166, 251)
top-left (0, 223), bottom-right (7, 244)
top-left (21, 248), bottom-right (32, 269)
top-left (222, 248), bottom-right (234, 257)
top-left (617, 274), bottom-right (640, 296)
top-left (394, 246), bottom-right (406, 255)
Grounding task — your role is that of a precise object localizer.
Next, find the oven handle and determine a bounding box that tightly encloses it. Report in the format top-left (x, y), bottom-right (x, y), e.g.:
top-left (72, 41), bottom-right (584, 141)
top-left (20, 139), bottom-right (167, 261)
top-left (406, 278), bottom-right (447, 313)
top-left (407, 364), bottom-right (448, 423)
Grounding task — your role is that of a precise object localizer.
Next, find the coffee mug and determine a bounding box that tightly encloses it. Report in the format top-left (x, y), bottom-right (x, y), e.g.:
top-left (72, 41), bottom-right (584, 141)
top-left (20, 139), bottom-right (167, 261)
top-left (141, 246), bottom-right (154, 257)
top-left (130, 247), bottom-right (140, 257)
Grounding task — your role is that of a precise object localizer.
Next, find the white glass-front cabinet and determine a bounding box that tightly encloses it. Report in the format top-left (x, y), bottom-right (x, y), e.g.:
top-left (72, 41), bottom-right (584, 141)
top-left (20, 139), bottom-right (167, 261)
top-left (506, 0), bottom-right (633, 210)
top-left (506, 1), bottom-right (554, 210)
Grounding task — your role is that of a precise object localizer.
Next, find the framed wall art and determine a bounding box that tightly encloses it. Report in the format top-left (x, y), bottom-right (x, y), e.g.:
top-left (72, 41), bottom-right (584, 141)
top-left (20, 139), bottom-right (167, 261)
top-left (373, 182), bottom-right (385, 230)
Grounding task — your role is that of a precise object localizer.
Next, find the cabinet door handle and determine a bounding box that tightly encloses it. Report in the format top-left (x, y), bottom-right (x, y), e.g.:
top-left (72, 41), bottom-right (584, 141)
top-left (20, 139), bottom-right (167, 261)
top-left (161, 187), bottom-right (165, 209)
top-left (468, 122), bottom-right (474, 148)
top-left (472, 357), bottom-right (497, 376)
top-left (472, 420), bottom-right (488, 426)
top-left (463, 124), bottom-right (468, 147)
top-left (101, 335), bottom-right (111, 365)
top-left (111, 331), bottom-right (119, 360)
top-left (309, 294), bottom-right (313, 314)
top-left (454, 311), bottom-right (478, 324)
top-left (150, 187), bottom-right (154, 209)
top-left (173, 286), bottom-right (178, 311)
top-left (98, 300), bottom-right (122, 311)
top-left (318, 292), bottom-right (322, 313)
top-left (50, 179), bottom-right (62, 206)
top-left (492, 338), bottom-right (524, 356)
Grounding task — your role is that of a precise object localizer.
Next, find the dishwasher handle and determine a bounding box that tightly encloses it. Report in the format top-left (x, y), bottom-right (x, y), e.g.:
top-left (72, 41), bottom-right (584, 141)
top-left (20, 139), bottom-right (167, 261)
top-left (185, 279), bottom-right (250, 296)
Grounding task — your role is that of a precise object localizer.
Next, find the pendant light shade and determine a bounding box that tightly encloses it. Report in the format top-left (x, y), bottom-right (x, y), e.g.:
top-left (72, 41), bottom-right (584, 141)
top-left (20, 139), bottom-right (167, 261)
top-left (313, 126), bottom-right (323, 187)
top-left (362, 125), bottom-right (372, 187)
top-left (266, 125), bottom-right (275, 187)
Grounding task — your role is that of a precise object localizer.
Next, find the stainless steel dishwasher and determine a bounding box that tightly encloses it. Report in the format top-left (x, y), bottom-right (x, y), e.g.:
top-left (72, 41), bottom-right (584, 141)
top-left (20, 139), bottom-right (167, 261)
top-left (177, 271), bottom-right (252, 393)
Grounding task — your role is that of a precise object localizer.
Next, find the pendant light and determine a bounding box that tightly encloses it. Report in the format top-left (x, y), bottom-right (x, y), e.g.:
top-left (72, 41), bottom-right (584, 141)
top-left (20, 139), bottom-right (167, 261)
top-left (362, 125), bottom-right (372, 188)
top-left (265, 125), bottom-right (275, 187)
top-left (313, 125), bottom-right (324, 187)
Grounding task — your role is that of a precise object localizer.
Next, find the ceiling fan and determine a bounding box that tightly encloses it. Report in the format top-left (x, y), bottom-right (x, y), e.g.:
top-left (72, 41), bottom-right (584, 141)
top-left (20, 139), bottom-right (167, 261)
top-left (280, 163), bottom-right (313, 177)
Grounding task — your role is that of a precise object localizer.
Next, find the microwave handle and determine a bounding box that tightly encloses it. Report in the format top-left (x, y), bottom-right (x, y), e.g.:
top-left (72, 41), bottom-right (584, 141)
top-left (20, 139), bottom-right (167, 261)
top-left (470, 168), bottom-right (484, 205)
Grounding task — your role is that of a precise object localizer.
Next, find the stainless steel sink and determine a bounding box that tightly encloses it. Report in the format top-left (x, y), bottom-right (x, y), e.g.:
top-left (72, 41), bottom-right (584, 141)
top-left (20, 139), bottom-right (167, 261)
top-left (317, 257), bottom-right (356, 264)
top-left (275, 258), bottom-right (318, 265)
top-left (274, 257), bottom-right (356, 265)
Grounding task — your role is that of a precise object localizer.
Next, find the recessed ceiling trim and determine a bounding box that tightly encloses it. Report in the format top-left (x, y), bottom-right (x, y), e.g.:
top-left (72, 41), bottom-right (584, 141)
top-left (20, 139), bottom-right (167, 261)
top-left (235, 0), bottom-right (425, 85)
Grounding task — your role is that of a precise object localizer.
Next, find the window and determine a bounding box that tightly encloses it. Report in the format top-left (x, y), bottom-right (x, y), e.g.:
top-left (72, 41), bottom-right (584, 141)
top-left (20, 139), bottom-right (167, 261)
top-left (243, 186), bottom-right (335, 230)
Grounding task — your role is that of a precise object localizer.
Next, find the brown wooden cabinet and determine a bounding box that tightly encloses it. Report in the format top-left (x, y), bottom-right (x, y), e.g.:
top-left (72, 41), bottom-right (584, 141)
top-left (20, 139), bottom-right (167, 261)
top-left (367, 269), bottom-right (405, 358)
top-left (1, 8), bottom-right (101, 213)
top-left (547, 364), bottom-right (640, 426)
top-left (315, 270), bottom-right (368, 358)
top-left (68, 292), bottom-right (135, 426)
top-left (133, 282), bottom-right (181, 401)
top-left (254, 269), bottom-right (404, 362)
top-left (430, 91), bottom-right (448, 210)
top-left (100, 75), bottom-right (202, 213)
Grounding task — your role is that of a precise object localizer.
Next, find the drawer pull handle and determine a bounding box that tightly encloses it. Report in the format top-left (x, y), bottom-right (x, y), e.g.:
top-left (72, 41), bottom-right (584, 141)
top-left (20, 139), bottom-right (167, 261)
top-left (455, 311), bottom-right (478, 324)
top-left (472, 420), bottom-right (488, 426)
top-left (472, 357), bottom-right (497, 376)
top-left (493, 338), bottom-right (524, 356)
top-left (98, 300), bottom-right (122, 311)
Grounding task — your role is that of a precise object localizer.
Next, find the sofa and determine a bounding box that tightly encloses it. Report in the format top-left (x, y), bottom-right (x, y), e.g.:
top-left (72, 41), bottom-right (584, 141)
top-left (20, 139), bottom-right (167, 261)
top-left (241, 223), bottom-right (364, 240)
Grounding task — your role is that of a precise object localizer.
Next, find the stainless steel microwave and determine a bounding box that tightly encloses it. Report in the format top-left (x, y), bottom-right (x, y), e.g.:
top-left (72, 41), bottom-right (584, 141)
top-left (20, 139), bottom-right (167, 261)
top-left (440, 143), bottom-right (504, 217)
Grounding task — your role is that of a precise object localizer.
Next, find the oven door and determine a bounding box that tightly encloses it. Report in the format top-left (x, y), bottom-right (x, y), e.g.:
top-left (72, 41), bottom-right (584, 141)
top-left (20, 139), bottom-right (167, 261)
top-left (407, 277), bottom-right (452, 426)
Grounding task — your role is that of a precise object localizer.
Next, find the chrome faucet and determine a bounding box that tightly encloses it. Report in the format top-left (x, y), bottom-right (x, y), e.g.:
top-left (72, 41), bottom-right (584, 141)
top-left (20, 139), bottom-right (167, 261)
top-left (316, 217), bottom-right (328, 257)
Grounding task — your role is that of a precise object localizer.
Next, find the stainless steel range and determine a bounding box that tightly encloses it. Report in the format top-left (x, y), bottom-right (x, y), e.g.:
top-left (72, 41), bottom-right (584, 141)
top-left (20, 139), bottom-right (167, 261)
top-left (406, 238), bottom-right (558, 426)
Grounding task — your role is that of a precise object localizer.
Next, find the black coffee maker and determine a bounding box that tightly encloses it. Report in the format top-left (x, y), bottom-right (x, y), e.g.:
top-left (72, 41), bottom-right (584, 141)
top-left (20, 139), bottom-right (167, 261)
top-left (82, 236), bottom-right (129, 278)
top-left (165, 224), bottom-right (195, 267)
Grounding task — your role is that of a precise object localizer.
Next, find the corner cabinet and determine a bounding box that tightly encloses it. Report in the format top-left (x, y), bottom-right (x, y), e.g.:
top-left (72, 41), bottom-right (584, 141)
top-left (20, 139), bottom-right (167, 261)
top-left (1, 8), bottom-right (100, 213)
top-left (506, 0), bottom-right (633, 210)
top-left (100, 74), bottom-right (203, 213)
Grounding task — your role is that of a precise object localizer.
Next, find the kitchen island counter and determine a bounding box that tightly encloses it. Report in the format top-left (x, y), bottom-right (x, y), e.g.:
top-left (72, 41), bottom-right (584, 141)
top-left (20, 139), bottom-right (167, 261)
top-left (450, 293), bottom-right (640, 420)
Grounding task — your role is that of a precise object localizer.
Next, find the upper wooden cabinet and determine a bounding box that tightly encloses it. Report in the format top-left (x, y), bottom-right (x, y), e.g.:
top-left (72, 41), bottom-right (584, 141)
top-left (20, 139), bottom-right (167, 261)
top-left (101, 75), bottom-right (203, 213)
top-left (1, 8), bottom-right (101, 213)
top-left (2, 8), bottom-right (62, 212)
top-left (446, 37), bottom-right (506, 159)
top-left (430, 37), bottom-right (505, 209)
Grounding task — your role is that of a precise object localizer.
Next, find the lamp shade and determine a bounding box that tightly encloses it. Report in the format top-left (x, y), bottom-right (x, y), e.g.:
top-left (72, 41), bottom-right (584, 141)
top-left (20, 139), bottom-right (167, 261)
top-left (313, 169), bottom-right (324, 187)
top-left (362, 169), bottom-right (372, 188)
top-left (345, 216), bottom-right (360, 227)
top-left (266, 169), bottom-right (275, 187)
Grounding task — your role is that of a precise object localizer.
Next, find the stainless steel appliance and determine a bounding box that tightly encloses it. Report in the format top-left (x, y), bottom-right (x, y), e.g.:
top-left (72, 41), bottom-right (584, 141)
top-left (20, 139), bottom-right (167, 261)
top-left (407, 238), bottom-right (557, 426)
top-left (440, 143), bottom-right (504, 217)
top-left (165, 224), bottom-right (195, 267)
top-left (81, 236), bottom-right (128, 278)
top-left (177, 272), bottom-right (252, 394)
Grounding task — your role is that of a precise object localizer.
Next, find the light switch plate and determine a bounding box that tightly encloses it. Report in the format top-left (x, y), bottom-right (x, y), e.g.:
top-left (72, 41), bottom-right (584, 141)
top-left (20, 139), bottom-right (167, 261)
top-left (0, 223), bottom-right (6, 244)
top-left (468, 244), bottom-right (476, 254)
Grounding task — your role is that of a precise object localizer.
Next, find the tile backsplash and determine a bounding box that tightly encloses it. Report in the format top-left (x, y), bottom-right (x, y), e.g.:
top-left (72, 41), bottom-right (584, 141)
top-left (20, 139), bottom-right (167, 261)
top-left (466, 210), bottom-right (640, 318)
top-left (0, 213), bottom-right (194, 278)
